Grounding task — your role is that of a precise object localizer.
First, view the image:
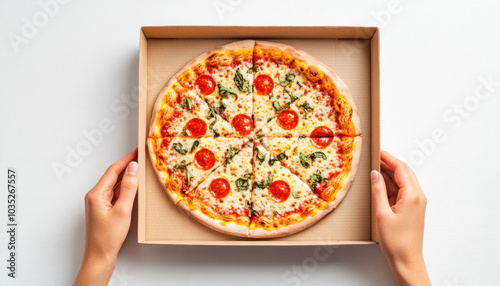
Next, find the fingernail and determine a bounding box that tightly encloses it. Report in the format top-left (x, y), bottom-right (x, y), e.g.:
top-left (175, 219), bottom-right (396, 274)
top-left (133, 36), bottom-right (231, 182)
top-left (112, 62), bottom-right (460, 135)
top-left (126, 161), bottom-right (138, 175)
top-left (370, 170), bottom-right (379, 182)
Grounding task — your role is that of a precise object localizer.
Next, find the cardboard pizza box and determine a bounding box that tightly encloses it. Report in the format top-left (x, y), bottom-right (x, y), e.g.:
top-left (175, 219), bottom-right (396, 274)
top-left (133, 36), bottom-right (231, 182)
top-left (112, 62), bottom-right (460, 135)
top-left (137, 26), bottom-right (380, 245)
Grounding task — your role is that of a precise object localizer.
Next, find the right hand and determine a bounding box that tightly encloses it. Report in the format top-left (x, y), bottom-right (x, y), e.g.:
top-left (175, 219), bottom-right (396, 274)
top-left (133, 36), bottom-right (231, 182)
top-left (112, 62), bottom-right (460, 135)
top-left (371, 151), bottom-right (431, 286)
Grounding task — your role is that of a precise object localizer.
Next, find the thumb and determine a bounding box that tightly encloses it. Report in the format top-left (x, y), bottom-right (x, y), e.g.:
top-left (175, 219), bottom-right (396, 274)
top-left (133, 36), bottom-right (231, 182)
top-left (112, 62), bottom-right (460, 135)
top-left (114, 161), bottom-right (139, 214)
top-left (370, 170), bottom-right (391, 216)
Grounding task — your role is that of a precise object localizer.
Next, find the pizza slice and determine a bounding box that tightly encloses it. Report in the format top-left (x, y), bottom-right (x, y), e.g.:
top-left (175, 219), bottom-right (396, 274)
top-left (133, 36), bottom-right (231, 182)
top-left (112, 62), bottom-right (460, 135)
top-left (177, 140), bottom-right (254, 237)
top-left (149, 78), bottom-right (234, 138)
top-left (252, 41), bottom-right (313, 132)
top-left (257, 88), bottom-right (361, 137)
top-left (175, 40), bottom-right (255, 137)
top-left (248, 140), bottom-right (331, 238)
top-left (259, 136), bottom-right (361, 207)
top-left (147, 137), bottom-right (246, 202)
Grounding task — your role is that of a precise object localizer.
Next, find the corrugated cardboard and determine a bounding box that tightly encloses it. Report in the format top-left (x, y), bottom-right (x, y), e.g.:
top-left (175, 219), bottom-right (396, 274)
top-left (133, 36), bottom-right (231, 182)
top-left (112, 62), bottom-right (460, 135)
top-left (138, 26), bottom-right (380, 245)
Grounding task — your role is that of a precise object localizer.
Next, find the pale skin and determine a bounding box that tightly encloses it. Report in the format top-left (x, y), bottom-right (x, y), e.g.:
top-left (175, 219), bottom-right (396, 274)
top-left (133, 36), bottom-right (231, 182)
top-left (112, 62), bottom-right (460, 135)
top-left (74, 149), bottom-right (430, 285)
top-left (371, 150), bottom-right (431, 286)
top-left (74, 148), bottom-right (139, 286)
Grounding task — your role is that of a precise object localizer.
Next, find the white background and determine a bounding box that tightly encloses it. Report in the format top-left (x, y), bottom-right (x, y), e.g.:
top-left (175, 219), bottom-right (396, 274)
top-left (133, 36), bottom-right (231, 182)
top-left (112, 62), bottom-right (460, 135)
top-left (1, 0), bottom-right (500, 285)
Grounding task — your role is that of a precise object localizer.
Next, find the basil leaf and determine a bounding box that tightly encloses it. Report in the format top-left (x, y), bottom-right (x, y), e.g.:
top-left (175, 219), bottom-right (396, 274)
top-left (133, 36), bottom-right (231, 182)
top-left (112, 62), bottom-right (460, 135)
top-left (172, 143), bottom-right (187, 155)
top-left (273, 210), bottom-right (278, 217)
top-left (207, 108), bottom-right (216, 120)
top-left (173, 162), bottom-right (187, 171)
top-left (308, 169), bottom-right (326, 189)
top-left (245, 200), bottom-right (259, 218)
top-left (276, 152), bottom-right (288, 161)
top-left (266, 175), bottom-right (274, 186)
top-left (181, 126), bottom-right (187, 137)
top-left (299, 102), bottom-right (314, 119)
top-left (272, 100), bottom-right (282, 112)
top-left (299, 153), bottom-right (310, 168)
top-left (226, 147), bottom-right (237, 159)
top-left (268, 158), bottom-right (278, 166)
top-left (218, 103), bottom-right (227, 114)
top-left (269, 92), bottom-right (274, 100)
top-left (250, 204), bottom-right (259, 218)
top-left (213, 128), bottom-right (220, 138)
top-left (311, 151), bottom-right (327, 161)
top-left (294, 147), bottom-right (298, 154)
top-left (254, 181), bottom-right (266, 189)
top-left (186, 169), bottom-right (194, 186)
top-left (244, 173), bottom-right (253, 179)
top-left (236, 178), bottom-right (250, 191)
top-left (300, 152), bottom-right (327, 168)
top-left (218, 83), bottom-right (238, 100)
top-left (181, 97), bottom-right (192, 110)
top-left (209, 119), bottom-right (220, 138)
top-left (254, 175), bottom-right (274, 190)
top-left (258, 136), bottom-right (263, 142)
top-left (190, 139), bottom-right (200, 153)
top-left (285, 89), bottom-right (298, 104)
top-left (256, 151), bottom-right (265, 164)
top-left (292, 190), bottom-right (301, 199)
top-left (247, 65), bottom-right (259, 74)
top-left (279, 73), bottom-right (296, 86)
top-left (234, 68), bottom-right (251, 93)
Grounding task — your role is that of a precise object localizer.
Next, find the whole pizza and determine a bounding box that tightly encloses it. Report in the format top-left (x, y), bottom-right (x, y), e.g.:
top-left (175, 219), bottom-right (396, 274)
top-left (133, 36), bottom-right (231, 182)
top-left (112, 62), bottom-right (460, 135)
top-left (148, 40), bottom-right (362, 238)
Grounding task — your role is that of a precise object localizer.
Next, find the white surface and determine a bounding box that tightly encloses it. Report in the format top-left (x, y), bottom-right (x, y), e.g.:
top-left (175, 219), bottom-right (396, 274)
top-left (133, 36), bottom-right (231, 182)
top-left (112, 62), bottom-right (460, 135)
top-left (1, 0), bottom-right (500, 285)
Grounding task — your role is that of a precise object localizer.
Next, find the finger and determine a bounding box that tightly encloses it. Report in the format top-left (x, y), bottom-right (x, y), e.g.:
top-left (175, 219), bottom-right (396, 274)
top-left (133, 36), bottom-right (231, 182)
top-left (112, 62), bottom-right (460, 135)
top-left (380, 150), bottom-right (403, 170)
top-left (94, 148), bottom-right (138, 192)
top-left (380, 160), bottom-right (394, 179)
top-left (381, 171), bottom-right (398, 197)
top-left (370, 170), bottom-right (391, 216)
top-left (114, 161), bottom-right (139, 214)
top-left (381, 151), bottom-right (416, 189)
top-left (381, 171), bottom-right (398, 207)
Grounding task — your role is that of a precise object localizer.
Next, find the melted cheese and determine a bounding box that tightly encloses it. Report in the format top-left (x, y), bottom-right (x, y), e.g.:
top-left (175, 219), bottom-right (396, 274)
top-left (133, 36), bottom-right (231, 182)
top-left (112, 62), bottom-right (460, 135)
top-left (150, 137), bottom-right (245, 192)
top-left (154, 83), bottom-right (234, 137)
top-left (250, 143), bottom-right (323, 230)
top-left (184, 143), bottom-right (253, 224)
top-left (252, 58), bottom-right (312, 133)
top-left (260, 137), bottom-right (346, 191)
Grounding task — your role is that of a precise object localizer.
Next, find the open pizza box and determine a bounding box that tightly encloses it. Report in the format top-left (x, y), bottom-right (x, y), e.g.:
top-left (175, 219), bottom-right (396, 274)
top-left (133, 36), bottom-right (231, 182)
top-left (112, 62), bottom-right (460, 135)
top-left (137, 26), bottom-right (380, 245)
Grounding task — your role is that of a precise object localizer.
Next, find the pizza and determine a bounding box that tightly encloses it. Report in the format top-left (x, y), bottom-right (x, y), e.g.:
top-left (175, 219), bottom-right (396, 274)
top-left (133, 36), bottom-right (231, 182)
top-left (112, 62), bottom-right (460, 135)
top-left (147, 40), bottom-right (362, 238)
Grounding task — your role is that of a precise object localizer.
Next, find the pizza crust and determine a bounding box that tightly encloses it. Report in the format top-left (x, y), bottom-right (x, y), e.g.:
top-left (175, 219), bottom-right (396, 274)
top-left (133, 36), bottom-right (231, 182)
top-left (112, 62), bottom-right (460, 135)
top-left (148, 76), bottom-right (178, 138)
top-left (248, 204), bottom-right (335, 238)
top-left (173, 40), bottom-right (255, 82)
top-left (177, 199), bottom-right (250, 238)
top-left (328, 136), bottom-right (362, 208)
top-left (147, 139), bottom-right (184, 204)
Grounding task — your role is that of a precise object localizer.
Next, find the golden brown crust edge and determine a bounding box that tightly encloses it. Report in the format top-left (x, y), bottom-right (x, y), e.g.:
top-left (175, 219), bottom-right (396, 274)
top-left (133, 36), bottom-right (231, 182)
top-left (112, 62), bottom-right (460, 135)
top-left (173, 40), bottom-right (255, 82)
top-left (177, 199), bottom-right (250, 237)
top-left (148, 76), bottom-right (178, 138)
top-left (329, 136), bottom-right (362, 208)
top-left (147, 138), bottom-right (184, 204)
top-left (248, 203), bottom-right (335, 238)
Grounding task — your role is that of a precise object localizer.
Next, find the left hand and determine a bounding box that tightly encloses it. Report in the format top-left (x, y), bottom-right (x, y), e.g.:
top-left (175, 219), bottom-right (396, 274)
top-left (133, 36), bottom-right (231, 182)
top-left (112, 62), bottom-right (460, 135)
top-left (74, 148), bottom-right (139, 286)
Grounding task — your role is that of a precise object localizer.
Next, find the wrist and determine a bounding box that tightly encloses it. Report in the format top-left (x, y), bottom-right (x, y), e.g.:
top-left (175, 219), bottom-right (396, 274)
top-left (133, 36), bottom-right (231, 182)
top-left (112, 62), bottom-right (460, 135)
top-left (387, 254), bottom-right (431, 286)
top-left (74, 250), bottom-right (117, 286)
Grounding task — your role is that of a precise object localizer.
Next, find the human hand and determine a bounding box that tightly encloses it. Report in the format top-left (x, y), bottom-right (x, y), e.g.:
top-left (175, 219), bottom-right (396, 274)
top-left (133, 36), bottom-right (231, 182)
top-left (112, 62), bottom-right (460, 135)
top-left (371, 151), bottom-right (431, 286)
top-left (74, 148), bottom-right (139, 286)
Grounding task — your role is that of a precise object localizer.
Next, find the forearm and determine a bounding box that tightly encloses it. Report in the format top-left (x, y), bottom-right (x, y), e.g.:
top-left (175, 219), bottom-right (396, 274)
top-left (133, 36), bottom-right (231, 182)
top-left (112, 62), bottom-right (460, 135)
top-left (388, 255), bottom-right (431, 286)
top-left (74, 252), bottom-right (117, 286)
